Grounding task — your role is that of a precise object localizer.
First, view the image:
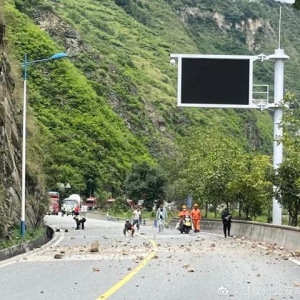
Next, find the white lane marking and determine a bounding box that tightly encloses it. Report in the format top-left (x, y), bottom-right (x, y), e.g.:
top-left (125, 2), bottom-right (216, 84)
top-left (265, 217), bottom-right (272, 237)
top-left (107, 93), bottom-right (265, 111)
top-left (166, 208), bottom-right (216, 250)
top-left (51, 231), bottom-right (65, 247)
top-left (27, 231), bottom-right (63, 255)
top-left (0, 261), bottom-right (16, 268)
top-left (24, 231), bottom-right (65, 261)
top-left (138, 231), bottom-right (223, 239)
top-left (289, 258), bottom-right (300, 266)
top-left (198, 231), bottom-right (224, 237)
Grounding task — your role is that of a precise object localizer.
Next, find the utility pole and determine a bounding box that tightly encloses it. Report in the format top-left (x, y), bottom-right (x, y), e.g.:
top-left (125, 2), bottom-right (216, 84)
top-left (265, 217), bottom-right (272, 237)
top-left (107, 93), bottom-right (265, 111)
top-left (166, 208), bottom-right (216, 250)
top-left (267, 6), bottom-right (289, 225)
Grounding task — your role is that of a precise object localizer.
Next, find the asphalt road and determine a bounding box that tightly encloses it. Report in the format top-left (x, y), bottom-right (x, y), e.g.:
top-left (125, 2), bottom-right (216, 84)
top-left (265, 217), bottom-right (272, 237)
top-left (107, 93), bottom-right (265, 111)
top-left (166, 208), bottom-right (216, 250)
top-left (0, 215), bottom-right (299, 300)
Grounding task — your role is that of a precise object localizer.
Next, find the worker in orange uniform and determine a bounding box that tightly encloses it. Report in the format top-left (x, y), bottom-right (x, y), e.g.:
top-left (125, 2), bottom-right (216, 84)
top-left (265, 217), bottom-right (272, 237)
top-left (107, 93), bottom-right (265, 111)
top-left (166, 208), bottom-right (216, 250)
top-left (191, 203), bottom-right (201, 232)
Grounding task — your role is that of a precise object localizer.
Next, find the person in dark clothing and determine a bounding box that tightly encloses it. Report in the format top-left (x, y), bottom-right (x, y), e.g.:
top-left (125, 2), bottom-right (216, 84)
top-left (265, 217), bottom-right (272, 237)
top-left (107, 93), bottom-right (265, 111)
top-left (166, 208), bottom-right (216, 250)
top-left (74, 215), bottom-right (86, 230)
top-left (222, 208), bottom-right (232, 238)
top-left (123, 220), bottom-right (135, 237)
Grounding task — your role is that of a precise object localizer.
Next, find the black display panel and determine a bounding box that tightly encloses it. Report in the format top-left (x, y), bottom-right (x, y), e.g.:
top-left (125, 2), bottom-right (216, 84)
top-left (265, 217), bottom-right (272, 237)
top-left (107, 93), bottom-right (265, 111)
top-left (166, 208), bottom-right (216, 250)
top-left (181, 58), bottom-right (250, 105)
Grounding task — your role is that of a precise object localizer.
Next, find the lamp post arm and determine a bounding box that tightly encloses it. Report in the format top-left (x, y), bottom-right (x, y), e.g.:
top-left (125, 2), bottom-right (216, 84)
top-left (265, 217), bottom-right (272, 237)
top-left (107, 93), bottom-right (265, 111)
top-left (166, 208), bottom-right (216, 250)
top-left (27, 58), bottom-right (52, 65)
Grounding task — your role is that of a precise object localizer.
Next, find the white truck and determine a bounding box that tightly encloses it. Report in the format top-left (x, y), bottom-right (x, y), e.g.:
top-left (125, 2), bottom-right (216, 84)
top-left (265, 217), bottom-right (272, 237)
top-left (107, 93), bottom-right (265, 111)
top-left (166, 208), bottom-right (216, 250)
top-left (62, 194), bottom-right (82, 215)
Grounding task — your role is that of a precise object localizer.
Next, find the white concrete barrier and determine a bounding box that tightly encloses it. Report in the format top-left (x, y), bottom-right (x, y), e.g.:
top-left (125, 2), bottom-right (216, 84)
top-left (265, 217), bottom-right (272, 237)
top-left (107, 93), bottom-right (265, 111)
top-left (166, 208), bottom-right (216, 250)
top-left (168, 218), bottom-right (300, 251)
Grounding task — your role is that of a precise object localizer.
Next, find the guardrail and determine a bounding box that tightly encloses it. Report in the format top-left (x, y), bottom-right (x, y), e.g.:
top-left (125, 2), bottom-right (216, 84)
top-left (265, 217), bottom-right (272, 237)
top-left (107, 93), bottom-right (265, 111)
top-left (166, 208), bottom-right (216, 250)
top-left (168, 218), bottom-right (300, 251)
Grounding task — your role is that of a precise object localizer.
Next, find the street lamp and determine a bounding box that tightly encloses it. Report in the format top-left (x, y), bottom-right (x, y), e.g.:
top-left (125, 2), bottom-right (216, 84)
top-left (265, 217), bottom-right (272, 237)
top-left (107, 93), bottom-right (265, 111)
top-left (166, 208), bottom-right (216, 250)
top-left (21, 52), bottom-right (68, 238)
top-left (65, 183), bottom-right (71, 190)
top-left (59, 182), bottom-right (71, 196)
top-left (58, 182), bottom-right (71, 210)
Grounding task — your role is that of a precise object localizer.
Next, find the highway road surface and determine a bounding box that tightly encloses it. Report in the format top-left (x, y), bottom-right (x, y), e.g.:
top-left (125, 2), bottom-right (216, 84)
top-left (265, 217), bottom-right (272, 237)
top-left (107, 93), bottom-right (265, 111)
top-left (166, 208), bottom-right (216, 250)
top-left (0, 215), bottom-right (299, 300)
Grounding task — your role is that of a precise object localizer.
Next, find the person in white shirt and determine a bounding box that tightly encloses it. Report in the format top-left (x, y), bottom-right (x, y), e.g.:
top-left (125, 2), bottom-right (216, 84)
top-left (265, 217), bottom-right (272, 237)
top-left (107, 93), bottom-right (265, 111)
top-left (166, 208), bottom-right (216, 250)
top-left (156, 204), bottom-right (168, 233)
top-left (132, 207), bottom-right (141, 230)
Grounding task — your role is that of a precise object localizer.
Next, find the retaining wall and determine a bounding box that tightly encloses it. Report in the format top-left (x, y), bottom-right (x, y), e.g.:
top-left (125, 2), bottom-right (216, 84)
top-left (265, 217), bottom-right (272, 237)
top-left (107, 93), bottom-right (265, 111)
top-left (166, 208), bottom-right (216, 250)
top-left (168, 218), bottom-right (300, 251)
top-left (0, 225), bottom-right (53, 261)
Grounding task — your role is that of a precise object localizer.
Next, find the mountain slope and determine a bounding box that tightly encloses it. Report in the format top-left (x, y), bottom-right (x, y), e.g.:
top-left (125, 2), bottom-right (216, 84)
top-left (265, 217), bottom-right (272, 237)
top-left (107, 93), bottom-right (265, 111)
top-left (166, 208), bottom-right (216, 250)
top-left (30, 0), bottom-right (288, 151)
top-left (4, 0), bottom-right (300, 195)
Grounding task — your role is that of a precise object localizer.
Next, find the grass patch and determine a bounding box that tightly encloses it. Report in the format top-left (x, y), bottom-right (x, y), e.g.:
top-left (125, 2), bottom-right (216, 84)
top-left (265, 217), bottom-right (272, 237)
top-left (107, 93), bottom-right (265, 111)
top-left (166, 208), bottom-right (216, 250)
top-left (0, 226), bottom-right (46, 251)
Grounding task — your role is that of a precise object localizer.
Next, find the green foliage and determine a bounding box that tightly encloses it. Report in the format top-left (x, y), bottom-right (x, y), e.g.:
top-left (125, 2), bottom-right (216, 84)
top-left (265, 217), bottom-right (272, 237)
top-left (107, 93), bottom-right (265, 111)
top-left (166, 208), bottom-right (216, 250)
top-left (164, 126), bottom-right (272, 220)
top-left (109, 196), bottom-right (130, 214)
top-left (115, 0), bottom-right (130, 8)
top-left (274, 155), bottom-right (300, 226)
top-left (124, 162), bottom-right (167, 211)
top-left (0, 225), bottom-right (45, 250)
top-left (14, 0), bottom-right (44, 13)
top-left (43, 0), bottom-right (275, 158)
top-left (176, 126), bottom-right (244, 207)
top-left (0, 184), bottom-right (14, 238)
top-left (114, 0), bottom-right (152, 26)
top-left (274, 93), bottom-right (300, 226)
top-left (227, 154), bottom-right (273, 220)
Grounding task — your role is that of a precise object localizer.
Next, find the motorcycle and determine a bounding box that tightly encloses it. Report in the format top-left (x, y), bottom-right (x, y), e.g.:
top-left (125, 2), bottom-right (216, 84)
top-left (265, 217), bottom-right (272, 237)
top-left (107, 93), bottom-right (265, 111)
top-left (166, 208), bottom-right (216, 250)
top-left (178, 214), bottom-right (192, 234)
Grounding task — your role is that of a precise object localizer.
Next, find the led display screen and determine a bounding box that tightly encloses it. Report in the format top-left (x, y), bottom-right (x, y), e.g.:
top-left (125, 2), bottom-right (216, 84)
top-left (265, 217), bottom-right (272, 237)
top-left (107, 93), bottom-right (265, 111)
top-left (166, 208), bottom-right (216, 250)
top-left (180, 58), bottom-right (251, 106)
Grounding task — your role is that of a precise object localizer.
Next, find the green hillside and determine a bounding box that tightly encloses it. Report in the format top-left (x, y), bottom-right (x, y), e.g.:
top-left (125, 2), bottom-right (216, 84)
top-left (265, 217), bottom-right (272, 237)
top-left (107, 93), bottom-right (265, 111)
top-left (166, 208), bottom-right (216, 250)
top-left (4, 0), bottom-right (300, 196)
top-left (4, 1), bottom-right (153, 196)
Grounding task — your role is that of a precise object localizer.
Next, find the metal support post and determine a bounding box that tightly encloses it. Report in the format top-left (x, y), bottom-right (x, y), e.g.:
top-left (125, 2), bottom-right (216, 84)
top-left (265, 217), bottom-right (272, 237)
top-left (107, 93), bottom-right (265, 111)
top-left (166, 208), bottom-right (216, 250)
top-left (267, 48), bottom-right (289, 225)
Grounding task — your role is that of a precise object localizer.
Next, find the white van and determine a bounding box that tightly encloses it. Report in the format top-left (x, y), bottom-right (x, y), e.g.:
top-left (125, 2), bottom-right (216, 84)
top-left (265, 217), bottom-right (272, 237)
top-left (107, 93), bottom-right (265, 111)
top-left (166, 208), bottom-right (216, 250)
top-left (67, 194), bottom-right (82, 207)
top-left (62, 194), bottom-right (82, 214)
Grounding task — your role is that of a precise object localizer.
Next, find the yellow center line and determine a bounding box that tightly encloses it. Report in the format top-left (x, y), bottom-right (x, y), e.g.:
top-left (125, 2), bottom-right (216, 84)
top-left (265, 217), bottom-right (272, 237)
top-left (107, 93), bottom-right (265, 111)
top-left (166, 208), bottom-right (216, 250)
top-left (96, 238), bottom-right (157, 300)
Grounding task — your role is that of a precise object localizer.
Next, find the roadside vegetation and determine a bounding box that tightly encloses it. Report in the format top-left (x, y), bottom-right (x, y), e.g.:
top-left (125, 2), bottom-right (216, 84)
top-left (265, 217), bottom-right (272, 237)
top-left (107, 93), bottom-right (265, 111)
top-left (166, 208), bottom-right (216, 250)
top-left (103, 93), bottom-right (300, 227)
top-left (0, 226), bottom-right (46, 250)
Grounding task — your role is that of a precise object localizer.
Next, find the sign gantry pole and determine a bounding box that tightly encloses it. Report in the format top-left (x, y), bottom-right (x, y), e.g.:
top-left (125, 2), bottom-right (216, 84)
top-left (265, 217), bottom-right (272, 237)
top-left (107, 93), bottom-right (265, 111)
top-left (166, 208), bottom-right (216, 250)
top-left (267, 48), bottom-right (289, 225)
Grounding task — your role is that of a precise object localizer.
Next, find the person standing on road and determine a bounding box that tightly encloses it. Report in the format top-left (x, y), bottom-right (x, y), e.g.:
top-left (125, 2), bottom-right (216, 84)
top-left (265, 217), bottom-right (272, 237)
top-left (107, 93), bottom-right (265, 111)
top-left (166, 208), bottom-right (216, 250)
top-left (74, 214), bottom-right (86, 230)
top-left (191, 203), bottom-right (201, 233)
top-left (132, 207), bottom-right (141, 231)
top-left (222, 208), bottom-right (232, 238)
top-left (156, 203), bottom-right (168, 233)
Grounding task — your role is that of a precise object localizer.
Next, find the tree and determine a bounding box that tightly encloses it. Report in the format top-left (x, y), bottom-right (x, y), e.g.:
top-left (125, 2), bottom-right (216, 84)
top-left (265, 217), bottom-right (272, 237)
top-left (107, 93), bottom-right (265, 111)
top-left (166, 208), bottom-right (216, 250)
top-left (294, 0), bottom-right (300, 10)
top-left (115, 0), bottom-right (130, 7)
top-left (157, 140), bottom-right (187, 205)
top-left (274, 93), bottom-right (300, 226)
top-left (274, 154), bottom-right (300, 226)
top-left (176, 126), bottom-right (245, 214)
top-left (227, 154), bottom-right (273, 220)
top-left (124, 162), bottom-right (167, 211)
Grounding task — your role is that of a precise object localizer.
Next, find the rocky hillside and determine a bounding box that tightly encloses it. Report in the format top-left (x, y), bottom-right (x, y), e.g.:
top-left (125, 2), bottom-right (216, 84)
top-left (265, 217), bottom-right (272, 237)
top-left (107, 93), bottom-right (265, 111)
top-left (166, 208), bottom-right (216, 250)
top-left (0, 35), bottom-right (22, 237)
top-left (0, 12), bottom-right (49, 236)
